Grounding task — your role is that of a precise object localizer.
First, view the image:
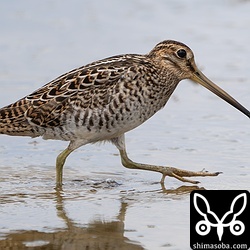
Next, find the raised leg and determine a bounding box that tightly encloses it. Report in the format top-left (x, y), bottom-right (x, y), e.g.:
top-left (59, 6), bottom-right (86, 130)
top-left (111, 134), bottom-right (221, 184)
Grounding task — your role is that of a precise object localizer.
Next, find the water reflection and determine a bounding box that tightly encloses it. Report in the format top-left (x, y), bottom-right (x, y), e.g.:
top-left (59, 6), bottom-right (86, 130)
top-left (0, 190), bottom-right (144, 250)
top-left (160, 184), bottom-right (205, 194)
top-left (0, 184), bottom-right (203, 250)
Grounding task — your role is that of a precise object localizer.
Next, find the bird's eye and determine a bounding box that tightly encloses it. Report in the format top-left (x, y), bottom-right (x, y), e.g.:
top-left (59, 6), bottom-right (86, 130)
top-left (176, 49), bottom-right (187, 59)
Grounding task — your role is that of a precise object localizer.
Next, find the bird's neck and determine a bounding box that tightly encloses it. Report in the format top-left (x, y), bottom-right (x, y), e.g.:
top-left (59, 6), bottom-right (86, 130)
top-left (150, 66), bottom-right (180, 108)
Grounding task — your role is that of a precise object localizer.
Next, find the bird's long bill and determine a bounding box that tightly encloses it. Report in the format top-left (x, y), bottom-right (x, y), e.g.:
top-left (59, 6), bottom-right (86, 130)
top-left (191, 70), bottom-right (250, 118)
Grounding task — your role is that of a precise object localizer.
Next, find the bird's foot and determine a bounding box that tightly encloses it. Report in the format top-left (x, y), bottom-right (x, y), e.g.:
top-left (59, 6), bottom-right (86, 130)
top-left (118, 148), bottom-right (221, 185)
top-left (160, 166), bottom-right (222, 184)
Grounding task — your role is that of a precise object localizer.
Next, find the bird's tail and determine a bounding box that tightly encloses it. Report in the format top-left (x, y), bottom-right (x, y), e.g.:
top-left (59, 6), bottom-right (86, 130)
top-left (0, 99), bottom-right (41, 137)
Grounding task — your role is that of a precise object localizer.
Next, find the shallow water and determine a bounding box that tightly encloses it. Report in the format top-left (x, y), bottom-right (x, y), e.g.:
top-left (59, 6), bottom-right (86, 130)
top-left (0, 0), bottom-right (250, 249)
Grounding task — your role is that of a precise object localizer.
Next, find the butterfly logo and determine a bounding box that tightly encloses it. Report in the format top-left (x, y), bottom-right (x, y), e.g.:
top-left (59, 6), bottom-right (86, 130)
top-left (193, 192), bottom-right (247, 241)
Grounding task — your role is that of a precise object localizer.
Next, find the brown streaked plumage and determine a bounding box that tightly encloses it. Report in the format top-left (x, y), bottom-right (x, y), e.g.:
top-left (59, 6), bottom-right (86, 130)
top-left (0, 40), bottom-right (249, 189)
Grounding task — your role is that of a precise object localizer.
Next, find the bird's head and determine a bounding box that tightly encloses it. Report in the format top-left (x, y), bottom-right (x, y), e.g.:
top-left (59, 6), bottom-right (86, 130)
top-left (148, 40), bottom-right (250, 118)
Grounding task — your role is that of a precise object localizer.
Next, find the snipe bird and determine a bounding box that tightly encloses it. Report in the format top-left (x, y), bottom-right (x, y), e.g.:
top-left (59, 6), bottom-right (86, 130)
top-left (0, 40), bottom-right (249, 188)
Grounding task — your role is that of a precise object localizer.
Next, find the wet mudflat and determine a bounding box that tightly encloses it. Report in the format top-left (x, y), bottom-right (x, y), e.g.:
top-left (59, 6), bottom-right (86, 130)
top-left (0, 1), bottom-right (250, 249)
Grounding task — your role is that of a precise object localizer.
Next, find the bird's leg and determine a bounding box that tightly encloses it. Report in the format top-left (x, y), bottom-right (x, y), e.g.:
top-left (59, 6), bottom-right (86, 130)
top-left (56, 147), bottom-right (74, 189)
top-left (111, 135), bottom-right (221, 185)
top-left (55, 139), bottom-right (87, 189)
